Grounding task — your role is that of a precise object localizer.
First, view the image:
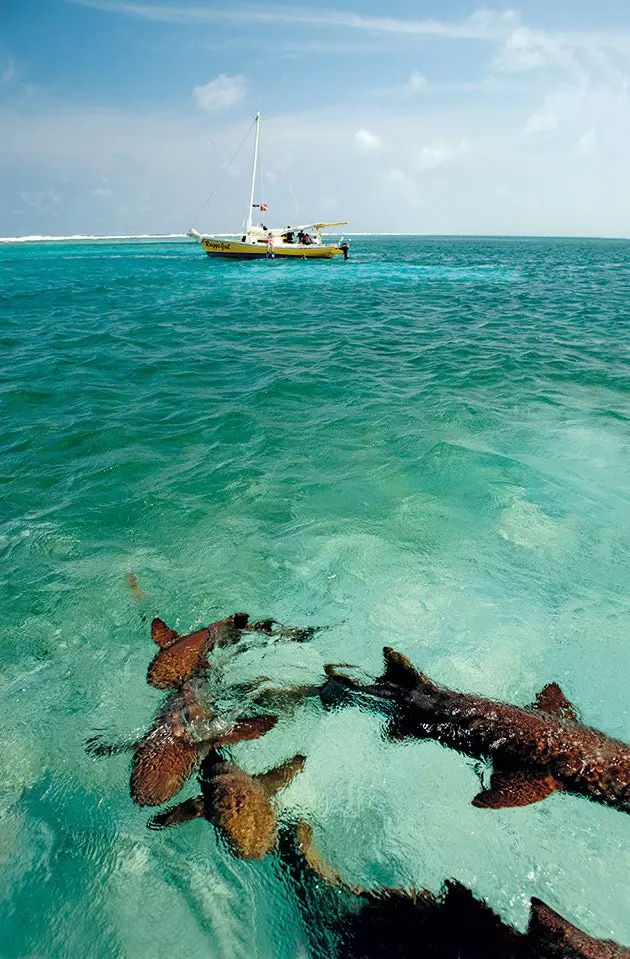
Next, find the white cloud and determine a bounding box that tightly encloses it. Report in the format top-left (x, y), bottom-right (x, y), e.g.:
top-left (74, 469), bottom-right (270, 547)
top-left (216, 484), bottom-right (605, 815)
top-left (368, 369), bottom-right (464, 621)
top-left (66, 0), bottom-right (521, 39)
top-left (576, 128), bottom-right (596, 156)
top-left (524, 87), bottom-right (584, 134)
top-left (90, 187), bottom-right (112, 197)
top-left (194, 74), bottom-right (248, 112)
top-left (494, 27), bottom-right (574, 74)
top-left (3, 83), bottom-right (630, 238)
top-left (19, 190), bottom-right (60, 207)
top-left (382, 168), bottom-right (423, 205)
top-left (1, 59), bottom-right (15, 84)
top-left (408, 71), bottom-right (428, 92)
top-left (354, 128), bottom-right (382, 152)
top-left (385, 168), bottom-right (410, 185)
top-left (416, 140), bottom-right (470, 170)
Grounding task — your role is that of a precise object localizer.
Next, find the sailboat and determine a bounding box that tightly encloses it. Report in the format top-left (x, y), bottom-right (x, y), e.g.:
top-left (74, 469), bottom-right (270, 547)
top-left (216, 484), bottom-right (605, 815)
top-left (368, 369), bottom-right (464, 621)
top-left (188, 113), bottom-right (349, 260)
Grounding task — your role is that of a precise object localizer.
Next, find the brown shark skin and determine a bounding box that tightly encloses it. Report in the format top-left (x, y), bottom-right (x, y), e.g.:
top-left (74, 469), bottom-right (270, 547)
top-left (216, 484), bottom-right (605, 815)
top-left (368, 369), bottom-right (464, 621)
top-left (149, 750), bottom-right (306, 860)
top-left (131, 709), bottom-right (278, 808)
top-left (279, 823), bottom-right (630, 959)
top-left (130, 681), bottom-right (214, 806)
top-left (343, 648), bottom-right (630, 815)
top-left (86, 679), bottom-right (278, 808)
top-left (528, 899), bottom-right (630, 959)
top-left (146, 612), bottom-right (249, 690)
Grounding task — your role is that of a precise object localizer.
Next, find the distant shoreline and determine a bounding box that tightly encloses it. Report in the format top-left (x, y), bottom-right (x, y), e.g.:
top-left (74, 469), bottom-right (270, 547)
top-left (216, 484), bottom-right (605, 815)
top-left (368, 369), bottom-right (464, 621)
top-left (2, 233), bottom-right (629, 244)
top-left (0, 233), bottom-right (188, 244)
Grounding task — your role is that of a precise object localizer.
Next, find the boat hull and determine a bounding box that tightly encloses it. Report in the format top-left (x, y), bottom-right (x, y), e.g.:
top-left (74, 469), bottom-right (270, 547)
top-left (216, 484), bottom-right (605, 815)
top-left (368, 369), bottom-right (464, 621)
top-left (201, 238), bottom-right (343, 259)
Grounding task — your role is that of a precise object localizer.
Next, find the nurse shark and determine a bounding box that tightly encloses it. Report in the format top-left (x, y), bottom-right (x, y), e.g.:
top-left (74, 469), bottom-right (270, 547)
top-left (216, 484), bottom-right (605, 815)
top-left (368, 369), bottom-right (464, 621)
top-left (326, 648), bottom-right (630, 815)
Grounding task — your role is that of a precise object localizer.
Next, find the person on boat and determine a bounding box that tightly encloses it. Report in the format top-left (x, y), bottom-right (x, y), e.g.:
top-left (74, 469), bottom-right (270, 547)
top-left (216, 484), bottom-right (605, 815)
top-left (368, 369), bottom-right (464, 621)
top-left (302, 232), bottom-right (313, 245)
top-left (282, 230), bottom-right (295, 244)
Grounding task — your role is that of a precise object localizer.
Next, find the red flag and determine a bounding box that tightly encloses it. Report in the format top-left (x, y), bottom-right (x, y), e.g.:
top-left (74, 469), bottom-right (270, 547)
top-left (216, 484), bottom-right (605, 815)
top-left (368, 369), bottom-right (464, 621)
top-left (259, 203), bottom-right (268, 212)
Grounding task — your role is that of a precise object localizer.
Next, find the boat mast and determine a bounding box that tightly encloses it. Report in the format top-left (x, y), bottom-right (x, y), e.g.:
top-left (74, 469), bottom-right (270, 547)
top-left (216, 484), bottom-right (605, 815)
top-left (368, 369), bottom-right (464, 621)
top-left (245, 112), bottom-right (261, 235)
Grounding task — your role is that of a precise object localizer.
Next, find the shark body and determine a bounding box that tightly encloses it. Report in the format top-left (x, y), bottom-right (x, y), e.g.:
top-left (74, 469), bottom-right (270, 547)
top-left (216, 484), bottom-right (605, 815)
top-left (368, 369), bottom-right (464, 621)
top-left (279, 822), bottom-right (630, 958)
top-left (334, 648), bottom-right (630, 814)
top-left (86, 679), bottom-right (277, 807)
top-left (148, 749), bottom-right (305, 859)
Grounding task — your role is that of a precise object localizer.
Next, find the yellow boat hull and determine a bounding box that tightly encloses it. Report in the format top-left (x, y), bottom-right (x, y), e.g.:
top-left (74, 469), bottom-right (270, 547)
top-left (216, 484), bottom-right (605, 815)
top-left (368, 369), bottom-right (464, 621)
top-left (201, 238), bottom-right (343, 259)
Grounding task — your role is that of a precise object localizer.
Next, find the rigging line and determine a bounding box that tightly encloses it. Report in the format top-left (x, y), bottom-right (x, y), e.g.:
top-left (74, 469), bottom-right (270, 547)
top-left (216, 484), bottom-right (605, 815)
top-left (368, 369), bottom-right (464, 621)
top-left (258, 140), bottom-right (264, 221)
top-left (281, 169), bottom-right (299, 226)
top-left (268, 143), bottom-right (299, 225)
top-left (189, 116), bottom-right (258, 230)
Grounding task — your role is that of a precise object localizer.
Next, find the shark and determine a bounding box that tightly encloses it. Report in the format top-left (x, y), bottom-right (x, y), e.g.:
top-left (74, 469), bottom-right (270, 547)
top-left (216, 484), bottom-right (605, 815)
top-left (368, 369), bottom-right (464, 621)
top-left (279, 821), bottom-right (630, 958)
top-left (148, 748), bottom-right (306, 859)
top-left (86, 678), bottom-right (278, 807)
top-left (147, 613), bottom-right (320, 690)
top-left (328, 647), bottom-right (630, 815)
top-left (147, 613), bottom-right (250, 689)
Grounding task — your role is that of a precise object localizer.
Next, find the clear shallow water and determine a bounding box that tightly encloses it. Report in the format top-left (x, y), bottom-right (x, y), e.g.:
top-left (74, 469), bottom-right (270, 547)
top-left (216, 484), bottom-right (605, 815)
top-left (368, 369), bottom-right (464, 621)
top-left (1, 235), bottom-right (630, 957)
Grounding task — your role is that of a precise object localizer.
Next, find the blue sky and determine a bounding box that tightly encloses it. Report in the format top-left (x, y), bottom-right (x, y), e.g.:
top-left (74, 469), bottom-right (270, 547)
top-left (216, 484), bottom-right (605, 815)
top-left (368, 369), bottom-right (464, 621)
top-left (2, 0), bottom-right (630, 236)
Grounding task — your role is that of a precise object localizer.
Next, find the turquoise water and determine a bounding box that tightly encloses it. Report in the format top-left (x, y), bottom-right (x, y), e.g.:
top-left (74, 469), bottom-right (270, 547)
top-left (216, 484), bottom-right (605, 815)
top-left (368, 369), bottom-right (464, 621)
top-left (1, 235), bottom-right (630, 957)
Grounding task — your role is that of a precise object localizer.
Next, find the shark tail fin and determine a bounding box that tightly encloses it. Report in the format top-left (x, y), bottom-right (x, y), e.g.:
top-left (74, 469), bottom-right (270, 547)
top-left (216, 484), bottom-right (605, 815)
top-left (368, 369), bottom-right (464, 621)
top-left (150, 617), bottom-right (180, 649)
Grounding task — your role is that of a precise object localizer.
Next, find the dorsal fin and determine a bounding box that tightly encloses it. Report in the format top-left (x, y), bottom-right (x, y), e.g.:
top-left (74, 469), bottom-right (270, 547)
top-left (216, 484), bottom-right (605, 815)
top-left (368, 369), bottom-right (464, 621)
top-left (150, 617), bottom-right (180, 649)
top-left (378, 647), bottom-right (439, 692)
top-left (256, 754), bottom-right (306, 795)
top-left (532, 682), bottom-right (580, 722)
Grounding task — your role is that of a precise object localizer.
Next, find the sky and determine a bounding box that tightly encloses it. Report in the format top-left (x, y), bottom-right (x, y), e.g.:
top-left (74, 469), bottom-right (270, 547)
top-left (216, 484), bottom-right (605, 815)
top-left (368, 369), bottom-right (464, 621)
top-left (2, 0), bottom-right (630, 237)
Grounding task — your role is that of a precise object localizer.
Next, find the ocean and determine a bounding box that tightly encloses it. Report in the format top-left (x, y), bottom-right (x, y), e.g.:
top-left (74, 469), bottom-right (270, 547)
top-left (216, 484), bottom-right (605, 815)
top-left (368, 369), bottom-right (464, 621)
top-left (1, 234), bottom-right (629, 957)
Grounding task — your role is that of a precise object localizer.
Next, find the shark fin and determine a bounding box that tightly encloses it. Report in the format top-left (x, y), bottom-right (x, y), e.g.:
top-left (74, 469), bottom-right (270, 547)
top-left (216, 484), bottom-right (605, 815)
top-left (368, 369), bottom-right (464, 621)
top-left (256, 754), bottom-right (306, 795)
top-left (85, 736), bottom-right (140, 757)
top-left (150, 617), bottom-right (180, 649)
top-left (294, 821), bottom-right (362, 892)
top-left (532, 682), bottom-right (580, 722)
top-left (527, 898), bottom-right (629, 957)
top-left (213, 715), bottom-right (278, 747)
top-left (472, 769), bottom-right (560, 809)
top-left (378, 647), bottom-right (440, 694)
top-left (147, 795), bottom-right (205, 830)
